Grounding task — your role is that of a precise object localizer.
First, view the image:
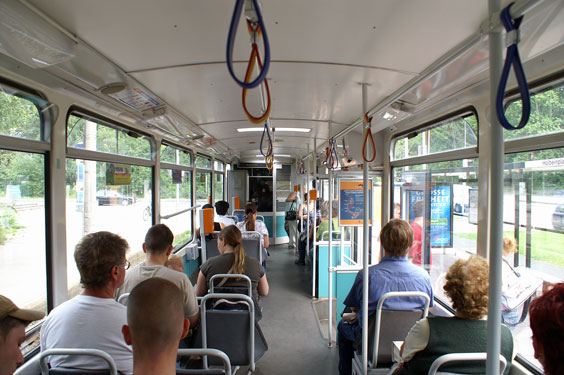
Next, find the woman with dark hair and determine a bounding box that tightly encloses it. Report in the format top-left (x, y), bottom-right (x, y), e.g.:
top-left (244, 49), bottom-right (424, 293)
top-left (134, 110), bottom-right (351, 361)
top-left (195, 225), bottom-right (269, 303)
top-left (529, 283), bottom-right (564, 375)
top-left (395, 256), bottom-right (514, 375)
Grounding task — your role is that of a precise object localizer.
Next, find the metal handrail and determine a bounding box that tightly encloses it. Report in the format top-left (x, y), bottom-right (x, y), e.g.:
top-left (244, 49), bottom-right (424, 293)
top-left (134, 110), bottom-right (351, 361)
top-left (160, 204), bottom-right (201, 220)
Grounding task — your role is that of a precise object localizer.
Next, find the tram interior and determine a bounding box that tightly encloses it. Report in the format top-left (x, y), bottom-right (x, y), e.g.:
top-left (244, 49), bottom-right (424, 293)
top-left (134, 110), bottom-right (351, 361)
top-left (0, 0), bottom-right (564, 374)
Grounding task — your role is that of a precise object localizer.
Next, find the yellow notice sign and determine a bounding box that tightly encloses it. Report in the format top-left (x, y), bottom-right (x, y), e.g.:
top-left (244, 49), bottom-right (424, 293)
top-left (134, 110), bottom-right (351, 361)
top-left (106, 163), bottom-right (132, 185)
top-left (339, 179), bottom-right (372, 226)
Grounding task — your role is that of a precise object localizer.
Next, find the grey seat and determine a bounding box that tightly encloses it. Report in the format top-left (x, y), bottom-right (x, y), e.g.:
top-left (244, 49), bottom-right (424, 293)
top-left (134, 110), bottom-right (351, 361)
top-left (176, 348), bottom-right (232, 375)
top-left (210, 274), bottom-right (262, 321)
top-left (202, 231), bottom-right (221, 262)
top-left (39, 348), bottom-right (117, 375)
top-left (427, 353), bottom-right (507, 375)
top-left (352, 291), bottom-right (431, 374)
top-left (240, 231), bottom-right (262, 263)
top-left (201, 293), bottom-right (268, 374)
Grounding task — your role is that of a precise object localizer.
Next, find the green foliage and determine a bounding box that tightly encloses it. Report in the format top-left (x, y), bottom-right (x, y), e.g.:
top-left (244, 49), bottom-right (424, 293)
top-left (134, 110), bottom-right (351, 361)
top-left (0, 91), bottom-right (40, 139)
top-left (0, 204), bottom-right (23, 245)
top-left (173, 230), bottom-right (192, 247)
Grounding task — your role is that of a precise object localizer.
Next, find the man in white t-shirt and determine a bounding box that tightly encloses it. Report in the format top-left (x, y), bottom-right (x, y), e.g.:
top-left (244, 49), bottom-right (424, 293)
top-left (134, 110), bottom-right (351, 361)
top-left (214, 200), bottom-right (235, 227)
top-left (116, 224), bottom-right (199, 327)
top-left (40, 232), bottom-right (133, 375)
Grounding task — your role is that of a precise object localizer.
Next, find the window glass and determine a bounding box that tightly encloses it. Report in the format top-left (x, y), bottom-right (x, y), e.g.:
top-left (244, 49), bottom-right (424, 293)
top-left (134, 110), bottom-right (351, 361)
top-left (0, 89), bottom-right (41, 140)
top-left (0, 150), bottom-right (46, 323)
top-left (65, 158), bottom-right (152, 298)
top-left (504, 84), bottom-right (564, 140)
top-left (160, 144), bottom-right (192, 166)
top-left (502, 148), bottom-right (564, 368)
top-left (196, 171), bottom-right (211, 206)
top-left (214, 173), bottom-right (224, 203)
top-left (214, 160), bottom-right (224, 171)
top-left (392, 113), bottom-right (477, 160)
top-left (195, 155), bottom-right (211, 169)
top-left (67, 114), bottom-right (152, 159)
top-left (160, 169), bottom-right (193, 247)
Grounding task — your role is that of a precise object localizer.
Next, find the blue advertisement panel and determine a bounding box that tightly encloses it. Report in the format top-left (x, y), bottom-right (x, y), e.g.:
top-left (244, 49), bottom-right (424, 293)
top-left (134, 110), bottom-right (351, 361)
top-left (339, 179), bottom-right (372, 226)
top-left (430, 185), bottom-right (452, 247)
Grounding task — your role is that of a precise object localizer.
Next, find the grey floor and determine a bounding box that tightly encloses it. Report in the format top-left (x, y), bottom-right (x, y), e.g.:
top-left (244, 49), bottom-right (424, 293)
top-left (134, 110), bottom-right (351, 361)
top-left (251, 244), bottom-right (339, 375)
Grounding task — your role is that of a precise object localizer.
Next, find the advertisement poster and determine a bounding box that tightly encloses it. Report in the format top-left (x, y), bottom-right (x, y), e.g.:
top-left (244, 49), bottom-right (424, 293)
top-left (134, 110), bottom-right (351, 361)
top-left (106, 163), bottom-right (132, 185)
top-left (430, 185), bottom-right (452, 247)
top-left (339, 179), bottom-right (372, 226)
top-left (406, 186), bottom-right (453, 247)
top-left (468, 188), bottom-right (478, 225)
top-left (172, 169), bottom-right (182, 184)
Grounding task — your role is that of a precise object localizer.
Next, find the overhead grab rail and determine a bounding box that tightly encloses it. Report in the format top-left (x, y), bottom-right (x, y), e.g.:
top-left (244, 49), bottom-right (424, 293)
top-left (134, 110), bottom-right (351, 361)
top-left (361, 112), bottom-right (376, 162)
top-left (226, 0), bottom-right (271, 89)
top-left (495, 2), bottom-right (531, 130)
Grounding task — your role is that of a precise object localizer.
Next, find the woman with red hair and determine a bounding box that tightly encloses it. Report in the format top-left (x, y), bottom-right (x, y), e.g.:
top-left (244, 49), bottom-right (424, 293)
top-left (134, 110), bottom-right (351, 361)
top-left (529, 283), bottom-right (564, 375)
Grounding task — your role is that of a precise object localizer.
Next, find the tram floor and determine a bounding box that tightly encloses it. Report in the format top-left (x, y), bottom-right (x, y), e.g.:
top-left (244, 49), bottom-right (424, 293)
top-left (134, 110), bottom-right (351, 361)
top-left (247, 244), bottom-right (339, 375)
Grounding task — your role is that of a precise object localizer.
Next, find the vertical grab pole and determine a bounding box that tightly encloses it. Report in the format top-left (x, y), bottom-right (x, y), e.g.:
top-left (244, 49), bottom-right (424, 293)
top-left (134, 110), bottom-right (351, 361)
top-left (313, 140), bottom-right (318, 298)
top-left (487, 0), bottom-right (504, 374)
top-left (361, 83), bottom-right (370, 375)
top-left (328, 121), bottom-right (334, 347)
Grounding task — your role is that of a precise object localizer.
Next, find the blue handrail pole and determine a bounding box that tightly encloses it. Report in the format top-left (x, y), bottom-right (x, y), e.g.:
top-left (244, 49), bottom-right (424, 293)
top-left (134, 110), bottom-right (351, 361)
top-left (487, 0), bottom-right (504, 373)
top-left (361, 82), bottom-right (370, 375)
top-left (328, 122), bottom-right (334, 347)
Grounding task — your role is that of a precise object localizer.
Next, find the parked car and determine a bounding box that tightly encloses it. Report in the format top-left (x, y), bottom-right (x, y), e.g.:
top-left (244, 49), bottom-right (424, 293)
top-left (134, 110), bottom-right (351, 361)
top-left (96, 190), bottom-right (135, 206)
top-left (552, 204), bottom-right (564, 230)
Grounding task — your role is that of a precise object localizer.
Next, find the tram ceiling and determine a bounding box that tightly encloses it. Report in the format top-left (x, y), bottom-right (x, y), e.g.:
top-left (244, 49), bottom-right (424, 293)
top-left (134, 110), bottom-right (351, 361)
top-left (16, 0), bottom-right (560, 160)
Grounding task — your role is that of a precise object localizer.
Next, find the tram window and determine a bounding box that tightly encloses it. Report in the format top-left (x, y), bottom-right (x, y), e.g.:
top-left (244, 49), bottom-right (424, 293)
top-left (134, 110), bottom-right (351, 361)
top-left (0, 150), bottom-right (46, 325)
top-left (392, 113), bottom-right (477, 160)
top-left (67, 114), bottom-right (152, 159)
top-left (196, 171), bottom-right (211, 206)
top-left (214, 173), bottom-right (224, 203)
top-left (160, 169), bottom-right (193, 247)
top-left (161, 143), bottom-right (192, 166)
top-left (65, 159), bottom-right (152, 298)
top-left (195, 155), bottom-right (211, 169)
top-left (0, 89), bottom-right (42, 140)
top-left (214, 160), bottom-right (224, 171)
top-left (504, 83), bottom-right (564, 141)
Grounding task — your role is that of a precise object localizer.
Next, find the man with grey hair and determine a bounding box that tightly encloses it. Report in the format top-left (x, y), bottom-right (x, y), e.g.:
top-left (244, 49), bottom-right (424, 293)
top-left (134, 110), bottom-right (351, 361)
top-left (0, 295), bottom-right (44, 375)
top-left (40, 231), bottom-right (133, 374)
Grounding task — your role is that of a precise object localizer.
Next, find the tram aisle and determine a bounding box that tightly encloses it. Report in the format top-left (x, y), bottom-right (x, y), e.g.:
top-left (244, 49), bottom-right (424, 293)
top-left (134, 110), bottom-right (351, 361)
top-left (254, 245), bottom-right (339, 374)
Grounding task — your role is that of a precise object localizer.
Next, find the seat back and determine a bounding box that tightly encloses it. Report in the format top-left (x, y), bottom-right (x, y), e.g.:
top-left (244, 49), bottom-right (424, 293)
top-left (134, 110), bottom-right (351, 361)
top-left (117, 293), bottom-right (129, 306)
top-left (201, 293), bottom-right (267, 372)
top-left (201, 232), bottom-right (221, 262)
top-left (39, 349), bottom-right (117, 375)
top-left (240, 231), bottom-right (262, 263)
top-left (176, 348), bottom-right (232, 375)
top-left (256, 215), bottom-right (265, 222)
top-left (369, 291), bottom-right (431, 368)
top-left (225, 215), bottom-right (239, 223)
top-left (210, 274), bottom-right (252, 296)
top-left (427, 353), bottom-right (507, 375)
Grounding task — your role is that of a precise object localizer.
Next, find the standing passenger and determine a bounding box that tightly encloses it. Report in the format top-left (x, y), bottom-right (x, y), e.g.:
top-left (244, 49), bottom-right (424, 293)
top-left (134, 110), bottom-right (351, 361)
top-left (285, 191), bottom-right (300, 249)
top-left (122, 278), bottom-right (189, 375)
top-left (116, 224), bottom-right (199, 328)
top-left (501, 237), bottom-right (521, 325)
top-left (40, 232), bottom-right (133, 374)
top-left (408, 200), bottom-right (432, 267)
top-left (0, 295), bottom-right (44, 375)
top-left (337, 219), bottom-right (433, 375)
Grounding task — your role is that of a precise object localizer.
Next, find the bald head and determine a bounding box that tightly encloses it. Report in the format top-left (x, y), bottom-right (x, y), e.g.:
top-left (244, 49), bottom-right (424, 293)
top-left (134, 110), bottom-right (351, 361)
top-left (125, 278), bottom-right (187, 355)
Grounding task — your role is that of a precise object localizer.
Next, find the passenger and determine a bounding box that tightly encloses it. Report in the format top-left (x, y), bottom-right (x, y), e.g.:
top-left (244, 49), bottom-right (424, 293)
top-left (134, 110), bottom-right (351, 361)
top-left (116, 224), bottom-right (199, 328)
top-left (394, 202), bottom-right (401, 219)
top-left (529, 282), bottom-right (564, 375)
top-left (0, 295), bottom-right (44, 375)
top-left (294, 200), bottom-right (322, 265)
top-left (237, 203), bottom-right (269, 268)
top-left (165, 254), bottom-right (185, 273)
top-left (501, 237), bottom-right (521, 325)
top-left (122, 278), bottom-right (189, 375)
top-left (195, 225), bottom-right (269, 305)
top-left (337, 219), bottom-right (433, 375)
top-left (408, 200), bottom-right (432, 267)
top-left (395, 256), bottom-right (513, 375)
top-left (40, 232), bottom-right (133, 374)
top-left (214, 200), bottom-right (236, 228)
top-left (285, 191), bottom-right (300, 249)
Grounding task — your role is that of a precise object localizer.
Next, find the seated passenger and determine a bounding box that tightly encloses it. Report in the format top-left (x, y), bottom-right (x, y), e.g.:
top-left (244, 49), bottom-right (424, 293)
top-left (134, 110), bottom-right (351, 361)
top-left (165, 254), bottom-right (184, 273)
top-left (338, 219), bottom-right (433, 375)
top-left (40, 232), bottom-right (133, 374)
top-left (116, 224), bottom-right (199, 327)
top-left (237, 203), bottom-right (269, 267)
top-left (195, 225), bottom-right (269, 306)
top-left (0, 295), bottom-right (44, 375)
top-left (122, 278), bottom-right (189, 375)
top-left (396, 255), bottom-right (514, 375)
top-left (529, 282), bottom-right (564, 375)
top-left (215, 200), bottom-right (236, 227)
